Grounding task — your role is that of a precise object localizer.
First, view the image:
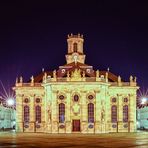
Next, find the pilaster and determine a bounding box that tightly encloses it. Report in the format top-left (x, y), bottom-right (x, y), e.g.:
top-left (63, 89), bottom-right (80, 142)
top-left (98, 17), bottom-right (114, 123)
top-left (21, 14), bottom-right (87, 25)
top-left (94, 90), bottom-right (101, 133)
top-left (65, 91), bottom-right (71, 133)
top-left (105, 91), bottom-right (111, 133)
top-left (29, 94), bottom-right (35, 132)
top-left (129, 94), bottom-right (137, 132)
top-left (51, 90), bottom-right (58, 133)
top-left (81, 90), bottom-right (87, 133)
top-left (117, 94), bottom-right (123, 132)
top-left (16, 94), bottom-right (23, 132)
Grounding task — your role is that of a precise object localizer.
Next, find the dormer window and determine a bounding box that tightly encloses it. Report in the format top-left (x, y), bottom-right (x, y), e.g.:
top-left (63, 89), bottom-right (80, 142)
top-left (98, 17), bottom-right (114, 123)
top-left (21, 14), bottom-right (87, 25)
top-left (73, 43), bottom-right (78, 52)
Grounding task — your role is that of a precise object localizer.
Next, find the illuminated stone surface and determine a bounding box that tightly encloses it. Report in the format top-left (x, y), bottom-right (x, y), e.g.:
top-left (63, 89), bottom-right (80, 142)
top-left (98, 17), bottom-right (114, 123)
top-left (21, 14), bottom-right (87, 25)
top-left (137, 106), bottom-right (148, 129)
top-left (0, 132), bottom-right (148, 147)
top-left (13, 34), bottom-right (139, 134)
top-left (0, 104), bottom-right (16, 129)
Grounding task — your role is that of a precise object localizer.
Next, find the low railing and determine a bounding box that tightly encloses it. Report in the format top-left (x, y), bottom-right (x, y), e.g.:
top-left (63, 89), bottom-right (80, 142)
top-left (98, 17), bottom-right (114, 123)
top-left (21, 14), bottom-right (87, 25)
top-left (47, 77), bottom-right (101, 82)
top-left (16, 83), bottom-right (42, 87)
top-left (16, 79), bottom-right (136, 87)
top-left (109, 82), bottom-right (137, 86)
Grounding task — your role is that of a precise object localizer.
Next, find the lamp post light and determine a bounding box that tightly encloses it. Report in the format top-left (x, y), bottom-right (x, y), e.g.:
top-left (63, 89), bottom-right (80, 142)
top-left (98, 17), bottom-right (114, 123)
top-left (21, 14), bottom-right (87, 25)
top-left (6, 98), bottom-right (15, 107)
top-left (141, 97), bottom-right (148, 105)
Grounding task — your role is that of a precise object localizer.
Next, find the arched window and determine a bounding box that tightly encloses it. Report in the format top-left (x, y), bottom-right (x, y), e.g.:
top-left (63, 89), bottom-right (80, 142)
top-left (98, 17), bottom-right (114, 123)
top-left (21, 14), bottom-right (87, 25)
top-left (88, 103), bottom-right (94, 123)
top-left (24, 105), bottom-right (29, 123)
top-left (123, 105), bottom-right (128, 122)
top-left (35, 105), bottom-right (41, 123)
top-left (59, 103), bottom-right (65, 123)
top-left (111, 105), bottom-right (117, 123)
top-left (73, 43), bottom-right (78, 52)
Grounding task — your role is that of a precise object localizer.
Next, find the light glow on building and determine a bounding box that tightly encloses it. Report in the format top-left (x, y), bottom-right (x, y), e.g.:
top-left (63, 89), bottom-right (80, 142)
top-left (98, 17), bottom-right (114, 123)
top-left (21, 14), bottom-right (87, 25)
top-left (13, 34), bottom-right (139, 133)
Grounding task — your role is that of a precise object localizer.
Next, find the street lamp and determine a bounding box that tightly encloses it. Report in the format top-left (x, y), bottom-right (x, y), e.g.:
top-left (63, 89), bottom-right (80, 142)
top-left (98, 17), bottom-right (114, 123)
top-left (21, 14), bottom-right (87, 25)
top-left (6, 98), bottom-right (15, 107)
top-left (141, 97), bottom-right (148, 105)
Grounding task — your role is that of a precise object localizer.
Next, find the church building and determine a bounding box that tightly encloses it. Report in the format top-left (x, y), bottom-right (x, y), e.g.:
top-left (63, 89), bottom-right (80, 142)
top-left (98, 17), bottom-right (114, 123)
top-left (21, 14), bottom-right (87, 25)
top-left (13, 34), bottom-right (138, 133)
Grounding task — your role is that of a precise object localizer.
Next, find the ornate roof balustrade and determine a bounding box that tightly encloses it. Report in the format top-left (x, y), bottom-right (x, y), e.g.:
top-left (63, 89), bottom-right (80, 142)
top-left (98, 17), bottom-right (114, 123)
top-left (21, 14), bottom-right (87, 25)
top-left (43, 77), bottom-right (137, 86)
top-left (45, 77), bottom-right (105, 83)
top-left (15, 78), bottom-right (136, 87)
top-left (15, 83), bottom-right (41, 87)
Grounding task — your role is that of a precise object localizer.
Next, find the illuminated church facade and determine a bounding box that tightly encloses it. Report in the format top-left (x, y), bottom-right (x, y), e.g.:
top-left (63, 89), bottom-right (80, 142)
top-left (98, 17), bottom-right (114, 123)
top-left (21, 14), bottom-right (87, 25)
top-left (14, 34), bottom-right (138, 133)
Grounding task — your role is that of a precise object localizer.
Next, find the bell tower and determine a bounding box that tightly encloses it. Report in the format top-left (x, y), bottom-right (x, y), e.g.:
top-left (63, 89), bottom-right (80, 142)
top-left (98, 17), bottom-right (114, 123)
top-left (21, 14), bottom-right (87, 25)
top-left (65, 33), bottom-right (86, 64)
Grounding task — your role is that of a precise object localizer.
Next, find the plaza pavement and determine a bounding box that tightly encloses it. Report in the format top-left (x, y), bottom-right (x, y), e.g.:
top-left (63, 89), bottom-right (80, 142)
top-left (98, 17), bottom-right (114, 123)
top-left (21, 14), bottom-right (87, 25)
top-left (0, 131), bottom-right (148, 147)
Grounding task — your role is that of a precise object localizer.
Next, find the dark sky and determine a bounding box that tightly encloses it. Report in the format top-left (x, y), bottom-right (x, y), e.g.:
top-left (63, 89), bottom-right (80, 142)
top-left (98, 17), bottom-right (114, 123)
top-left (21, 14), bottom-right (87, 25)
top-left (0, 1), bottom-right (148, 95)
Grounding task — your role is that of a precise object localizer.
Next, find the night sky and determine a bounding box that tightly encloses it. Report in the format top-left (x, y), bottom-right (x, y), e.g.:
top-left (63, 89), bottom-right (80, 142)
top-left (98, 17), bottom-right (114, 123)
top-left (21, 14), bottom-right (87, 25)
top-left (0, 1), bottom-right (148, 95)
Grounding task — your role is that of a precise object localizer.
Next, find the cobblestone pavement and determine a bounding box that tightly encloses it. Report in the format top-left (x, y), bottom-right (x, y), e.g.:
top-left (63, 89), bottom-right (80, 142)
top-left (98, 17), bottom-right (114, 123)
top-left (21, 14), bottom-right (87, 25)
top-left (0, 131), bottom-right (148, 148)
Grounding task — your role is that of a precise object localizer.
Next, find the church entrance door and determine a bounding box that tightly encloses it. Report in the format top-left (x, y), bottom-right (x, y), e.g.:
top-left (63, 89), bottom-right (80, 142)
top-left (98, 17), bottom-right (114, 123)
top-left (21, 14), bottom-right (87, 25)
top-left (72, 120), bottom-right (80, 132)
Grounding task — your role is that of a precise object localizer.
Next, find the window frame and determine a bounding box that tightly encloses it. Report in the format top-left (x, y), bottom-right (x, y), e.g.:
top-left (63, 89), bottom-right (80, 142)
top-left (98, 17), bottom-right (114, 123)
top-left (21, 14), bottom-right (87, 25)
top-left (88, 103), bottom-right (94, 123)
top-left (35, 105), bottom-right (41, 123)
top-left (123, 105), bottom-right (128, 122)
top-left (24, 105), bottom-right (30, 123)
top-left (59, 103), bottom-right (65, 123)
top-left (111, 105), bottom-right (117, 123)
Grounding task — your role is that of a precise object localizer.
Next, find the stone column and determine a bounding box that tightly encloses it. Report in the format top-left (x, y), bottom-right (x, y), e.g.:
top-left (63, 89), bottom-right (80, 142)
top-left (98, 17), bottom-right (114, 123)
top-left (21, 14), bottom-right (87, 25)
top-left (46, 86), bottom-right (52, 133)
top-left (118, 94), bottom-right (123, 132)
top-left (16, 94), bottom-right (23, 132)
top-left (65, 91), bottom-right (71, 133)
top-left (129, 94), bottom-right (137, 132)
top-left (44, 88), bottom-right (47, 130)
top-left (105, 91), bottom-right (111, 133)
top-left (100, 87), bottom-right (106, 133)
top-left (41, 93), bottom-right (45, 132)
top-left (95, 90), bottom-right (101, 133)
top-left (30, 94), bottom-right (35, 132)
top-left (81, 91), bottom-right (87, 133)
top-left (51, 90), bottom-right (58, 133)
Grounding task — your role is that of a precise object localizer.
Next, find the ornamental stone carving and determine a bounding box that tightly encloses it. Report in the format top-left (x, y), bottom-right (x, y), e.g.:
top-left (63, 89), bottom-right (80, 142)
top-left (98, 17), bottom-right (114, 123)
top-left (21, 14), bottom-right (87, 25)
top-left (72, 104), bottom-right (80, 115)
top-left (71, 69), bottom-right (81, 81)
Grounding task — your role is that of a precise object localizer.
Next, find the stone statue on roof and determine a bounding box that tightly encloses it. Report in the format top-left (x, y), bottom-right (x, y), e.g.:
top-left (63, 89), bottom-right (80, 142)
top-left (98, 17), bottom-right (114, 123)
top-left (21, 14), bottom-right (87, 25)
top-left (71, 69), bottom-right (81, 78)
top-left (67, 71), bottom-right (70, 78)
top-left (130, 75), bottom-right (133, 82)
top-left (53, 70), bottom-right (56, 78)
top-left (31, 76), bottom-right (34, 83)
top-left (82, 71), bottom-right (85, 78)
top-left (96, 70), bottom-right (99, 77)
top-left (20, 76), bottom-right (23, 83)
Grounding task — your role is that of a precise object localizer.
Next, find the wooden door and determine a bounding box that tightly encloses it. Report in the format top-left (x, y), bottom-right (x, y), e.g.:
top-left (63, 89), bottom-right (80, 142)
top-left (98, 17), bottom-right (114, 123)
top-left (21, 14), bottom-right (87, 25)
top-left (72, 120), bottom-right (80, 132)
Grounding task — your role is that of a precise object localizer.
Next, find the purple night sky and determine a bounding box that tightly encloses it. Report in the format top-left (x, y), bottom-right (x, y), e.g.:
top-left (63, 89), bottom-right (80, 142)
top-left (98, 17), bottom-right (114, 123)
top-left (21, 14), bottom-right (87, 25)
top-left (0, 1), bottom-right (148, 95)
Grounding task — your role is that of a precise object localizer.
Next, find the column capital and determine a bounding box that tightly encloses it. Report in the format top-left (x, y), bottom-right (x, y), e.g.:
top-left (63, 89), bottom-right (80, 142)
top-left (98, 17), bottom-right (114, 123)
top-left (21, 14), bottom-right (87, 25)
top-left (52, 90), bottom-right (58, 93)
top-left (94, 90), bottom-right (100, 93)
top-left (80, 90), bottom-right (87, 93)
top-left (64, 90), bottom-right (72, 93)
top-left (16, 94), bottom-right (24, 97)
top-left (128, 94), bottom-right (135, 97)
top-left (117, 94), bottom-right (122, 97)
